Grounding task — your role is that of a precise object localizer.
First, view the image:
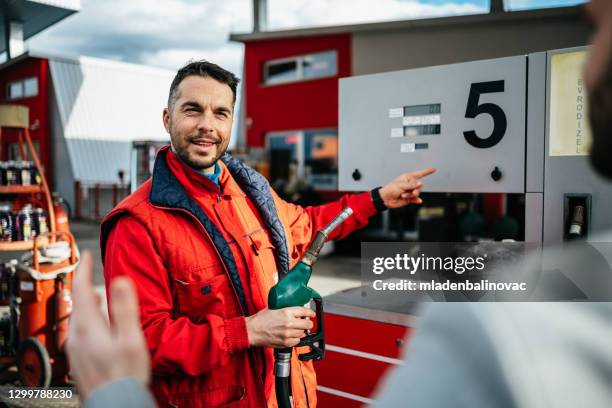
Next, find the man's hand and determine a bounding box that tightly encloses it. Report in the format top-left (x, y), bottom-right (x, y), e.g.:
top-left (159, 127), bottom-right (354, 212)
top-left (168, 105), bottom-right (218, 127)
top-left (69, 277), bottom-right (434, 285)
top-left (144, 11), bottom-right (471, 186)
top-left (67, 251), bottom-right (150, 401)
top-left (379, 167), bottom-right (436, 208)
top-left (245, 307), bottom-right (315, 348)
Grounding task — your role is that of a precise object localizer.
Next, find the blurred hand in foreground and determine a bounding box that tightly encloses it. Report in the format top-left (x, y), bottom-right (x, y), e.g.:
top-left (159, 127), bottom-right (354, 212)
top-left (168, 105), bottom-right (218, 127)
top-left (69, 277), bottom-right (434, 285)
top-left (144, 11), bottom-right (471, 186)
top-left (66, 251), bottom-right (150, 401)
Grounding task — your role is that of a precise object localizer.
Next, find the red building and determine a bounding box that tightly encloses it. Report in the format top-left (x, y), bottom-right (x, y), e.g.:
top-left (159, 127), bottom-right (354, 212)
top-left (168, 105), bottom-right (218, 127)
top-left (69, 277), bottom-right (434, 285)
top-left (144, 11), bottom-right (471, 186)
top-left (235, 33), bottom-right (351, 193)
top-left (243, 34), bottom-right (350, 148)
top-left (0, 57), bottom-right (52, 181)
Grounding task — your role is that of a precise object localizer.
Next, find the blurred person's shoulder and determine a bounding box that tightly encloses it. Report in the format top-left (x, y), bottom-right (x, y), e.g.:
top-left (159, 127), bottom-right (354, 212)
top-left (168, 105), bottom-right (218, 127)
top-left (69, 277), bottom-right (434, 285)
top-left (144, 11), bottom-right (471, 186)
top-left (427, 301), bottom-right (612, 408)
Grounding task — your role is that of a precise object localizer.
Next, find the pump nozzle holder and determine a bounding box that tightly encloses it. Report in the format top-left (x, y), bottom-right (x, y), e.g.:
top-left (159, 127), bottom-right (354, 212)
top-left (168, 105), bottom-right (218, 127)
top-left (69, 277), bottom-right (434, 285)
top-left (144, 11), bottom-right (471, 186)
top-left (569, 204), bottom-right (585, 237)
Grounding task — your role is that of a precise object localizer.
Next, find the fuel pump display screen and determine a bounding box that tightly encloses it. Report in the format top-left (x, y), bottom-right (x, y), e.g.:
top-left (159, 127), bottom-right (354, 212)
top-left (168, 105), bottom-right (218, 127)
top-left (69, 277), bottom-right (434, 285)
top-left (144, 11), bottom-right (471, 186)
top-left (404, 104), bottom-right (441, 116)
top-left (402, 104), bottom-right (441, 136)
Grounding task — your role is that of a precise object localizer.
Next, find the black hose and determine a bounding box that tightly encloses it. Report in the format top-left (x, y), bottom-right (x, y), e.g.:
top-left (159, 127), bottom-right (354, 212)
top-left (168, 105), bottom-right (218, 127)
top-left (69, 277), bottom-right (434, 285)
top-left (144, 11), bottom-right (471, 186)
top-left (274, 348), bottom-right (292, 408)
top-left (275, 375), bottom-right (292, 408)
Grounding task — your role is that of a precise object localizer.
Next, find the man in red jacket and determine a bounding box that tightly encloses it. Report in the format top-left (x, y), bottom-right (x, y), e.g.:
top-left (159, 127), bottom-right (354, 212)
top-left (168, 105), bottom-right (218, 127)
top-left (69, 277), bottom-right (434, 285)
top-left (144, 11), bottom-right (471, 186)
top-left (101, 60), bottom-right (434, 408)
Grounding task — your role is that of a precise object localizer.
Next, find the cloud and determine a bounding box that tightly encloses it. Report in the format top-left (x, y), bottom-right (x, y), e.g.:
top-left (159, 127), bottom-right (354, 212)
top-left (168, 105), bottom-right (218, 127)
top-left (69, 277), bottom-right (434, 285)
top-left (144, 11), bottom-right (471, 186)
top-left (139, 45), bottom-right (244, 76)
top-left (27, 0), bottom-right (252, 71)
top-left (27, 0), bottom-right (488, 72)
top-left (267, 0), bottom-right (486, 29)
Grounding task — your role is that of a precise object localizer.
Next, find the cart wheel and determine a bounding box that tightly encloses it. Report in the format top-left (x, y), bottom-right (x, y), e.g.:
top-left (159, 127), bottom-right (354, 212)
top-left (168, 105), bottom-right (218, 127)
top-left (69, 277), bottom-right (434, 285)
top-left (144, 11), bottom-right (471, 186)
top-left (17, 337), bottom-right (52, 387)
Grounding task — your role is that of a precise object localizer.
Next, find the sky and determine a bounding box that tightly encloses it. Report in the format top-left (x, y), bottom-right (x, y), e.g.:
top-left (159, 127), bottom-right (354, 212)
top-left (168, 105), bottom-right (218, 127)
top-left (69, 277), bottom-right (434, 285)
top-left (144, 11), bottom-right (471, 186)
top-left (25, 0), bottom-right (587, 77)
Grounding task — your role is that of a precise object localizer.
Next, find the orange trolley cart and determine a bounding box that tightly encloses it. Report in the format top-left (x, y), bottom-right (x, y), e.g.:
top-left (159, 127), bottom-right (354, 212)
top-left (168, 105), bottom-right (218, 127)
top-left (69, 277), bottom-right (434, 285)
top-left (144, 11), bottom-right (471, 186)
top-left (0, 104), bottom-right (78, 387)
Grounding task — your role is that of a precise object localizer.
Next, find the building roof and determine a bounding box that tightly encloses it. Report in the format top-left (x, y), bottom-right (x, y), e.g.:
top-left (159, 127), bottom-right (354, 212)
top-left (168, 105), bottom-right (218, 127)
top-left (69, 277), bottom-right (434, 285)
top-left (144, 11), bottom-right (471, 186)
top-left (48, 53), bottom-right (173, 142)
top-left (0, 0), bottom-right (80, 54)
top-left (45, 53), bottom-right (174, 183)
top-left (230, 5), bottom-right (583, 42)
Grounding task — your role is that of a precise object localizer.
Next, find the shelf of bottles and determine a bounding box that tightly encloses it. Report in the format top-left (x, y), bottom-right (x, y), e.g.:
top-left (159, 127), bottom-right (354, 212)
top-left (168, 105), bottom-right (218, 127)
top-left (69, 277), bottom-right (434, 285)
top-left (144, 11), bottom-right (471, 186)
top-left (0, 160), bottom-right (47, 251)
top-left (0, 204), bottom-right (50, 251)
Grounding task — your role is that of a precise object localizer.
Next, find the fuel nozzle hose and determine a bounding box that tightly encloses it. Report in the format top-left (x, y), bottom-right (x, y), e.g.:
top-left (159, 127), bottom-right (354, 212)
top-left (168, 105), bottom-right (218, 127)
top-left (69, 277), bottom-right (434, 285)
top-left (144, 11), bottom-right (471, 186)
top-left (274, 349), bottom-right (292, 408)
top-left (268, 207), bottom-right (353, 408)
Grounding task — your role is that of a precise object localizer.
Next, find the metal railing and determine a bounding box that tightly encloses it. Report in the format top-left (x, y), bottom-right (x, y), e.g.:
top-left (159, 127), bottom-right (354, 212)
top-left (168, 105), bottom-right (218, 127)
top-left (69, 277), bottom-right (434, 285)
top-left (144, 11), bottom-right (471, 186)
top-left (74, 181), bottom-right (129, 221)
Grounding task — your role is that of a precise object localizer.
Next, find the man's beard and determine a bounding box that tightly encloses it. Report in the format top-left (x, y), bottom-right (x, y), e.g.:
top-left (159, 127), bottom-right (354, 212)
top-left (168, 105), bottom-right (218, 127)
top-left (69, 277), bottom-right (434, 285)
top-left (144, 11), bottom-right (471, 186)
top-left (173, 132), bottom-right (225, 172)
top-left (589, 58), bottom-right (612, 180)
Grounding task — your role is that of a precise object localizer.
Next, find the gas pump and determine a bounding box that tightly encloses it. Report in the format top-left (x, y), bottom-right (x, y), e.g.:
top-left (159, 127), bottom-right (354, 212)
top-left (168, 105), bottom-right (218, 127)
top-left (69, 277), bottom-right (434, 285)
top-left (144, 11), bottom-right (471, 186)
top-left (338, 47), bottom-right (612, 243)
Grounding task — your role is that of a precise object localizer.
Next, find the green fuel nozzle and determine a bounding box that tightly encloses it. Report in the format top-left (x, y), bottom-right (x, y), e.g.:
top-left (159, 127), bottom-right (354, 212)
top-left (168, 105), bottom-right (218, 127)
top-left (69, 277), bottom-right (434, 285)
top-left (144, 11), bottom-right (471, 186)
top-left (268, 207), bottom-right (353, 363)
top-left (268, 206), bottom-right (354, 311)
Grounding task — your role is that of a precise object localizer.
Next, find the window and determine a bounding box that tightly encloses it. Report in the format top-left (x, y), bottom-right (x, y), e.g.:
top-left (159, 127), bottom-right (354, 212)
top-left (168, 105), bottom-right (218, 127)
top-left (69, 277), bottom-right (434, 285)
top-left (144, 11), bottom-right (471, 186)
top-left (24, 78), bottom-right (38, 97)
top-left (6, 77), bottom-right (39, 100)
top-left (302, 51), bottom-right (337, 80)
top-left (8, 82), bottom-right (23, 99)
top-left (263, 50), bottom-right (338, 85)
top-left (267, 131), bottom-right (302, 184)
top-left (8, 142), bottom-right (41, 162)
top-left (304, 130), bottom-right (338, 191)
top-left (266, 60), bottom-right (299, 84)
top-left (267, 128), bottom-right (338, 191)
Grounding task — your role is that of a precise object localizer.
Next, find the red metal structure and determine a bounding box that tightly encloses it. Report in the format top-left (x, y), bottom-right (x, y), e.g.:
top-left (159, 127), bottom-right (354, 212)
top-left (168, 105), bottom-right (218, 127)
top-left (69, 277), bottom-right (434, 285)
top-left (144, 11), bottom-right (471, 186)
top-left (315, 312), bottom-right (412, 406)
top-left (17, 232), bottom-right (76, 386)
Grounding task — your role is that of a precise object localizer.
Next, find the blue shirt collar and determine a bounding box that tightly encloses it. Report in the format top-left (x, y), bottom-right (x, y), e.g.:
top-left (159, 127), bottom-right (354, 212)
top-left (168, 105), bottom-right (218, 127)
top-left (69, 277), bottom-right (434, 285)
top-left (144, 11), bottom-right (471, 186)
top-left (202, 162), bottom-right (221, 186)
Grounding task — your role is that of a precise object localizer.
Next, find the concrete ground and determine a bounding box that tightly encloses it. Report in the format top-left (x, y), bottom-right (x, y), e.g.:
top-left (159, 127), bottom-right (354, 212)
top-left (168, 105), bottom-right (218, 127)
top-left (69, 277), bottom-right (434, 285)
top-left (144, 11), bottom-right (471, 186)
top-left (69, 221), bottom-right (363, 313)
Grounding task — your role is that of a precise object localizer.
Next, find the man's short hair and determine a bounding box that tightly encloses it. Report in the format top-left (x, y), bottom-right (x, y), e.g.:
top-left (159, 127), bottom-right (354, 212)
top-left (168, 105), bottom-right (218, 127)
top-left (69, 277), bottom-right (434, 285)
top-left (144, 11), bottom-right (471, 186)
top-left (168, 60), bottom-right (239, 108)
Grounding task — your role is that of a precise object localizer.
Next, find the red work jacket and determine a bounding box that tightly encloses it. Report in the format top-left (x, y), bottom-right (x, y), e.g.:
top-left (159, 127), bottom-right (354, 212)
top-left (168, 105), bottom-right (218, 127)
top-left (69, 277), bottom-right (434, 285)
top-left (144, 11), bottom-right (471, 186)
top-left (101, 147), bottom-right (377, 407)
